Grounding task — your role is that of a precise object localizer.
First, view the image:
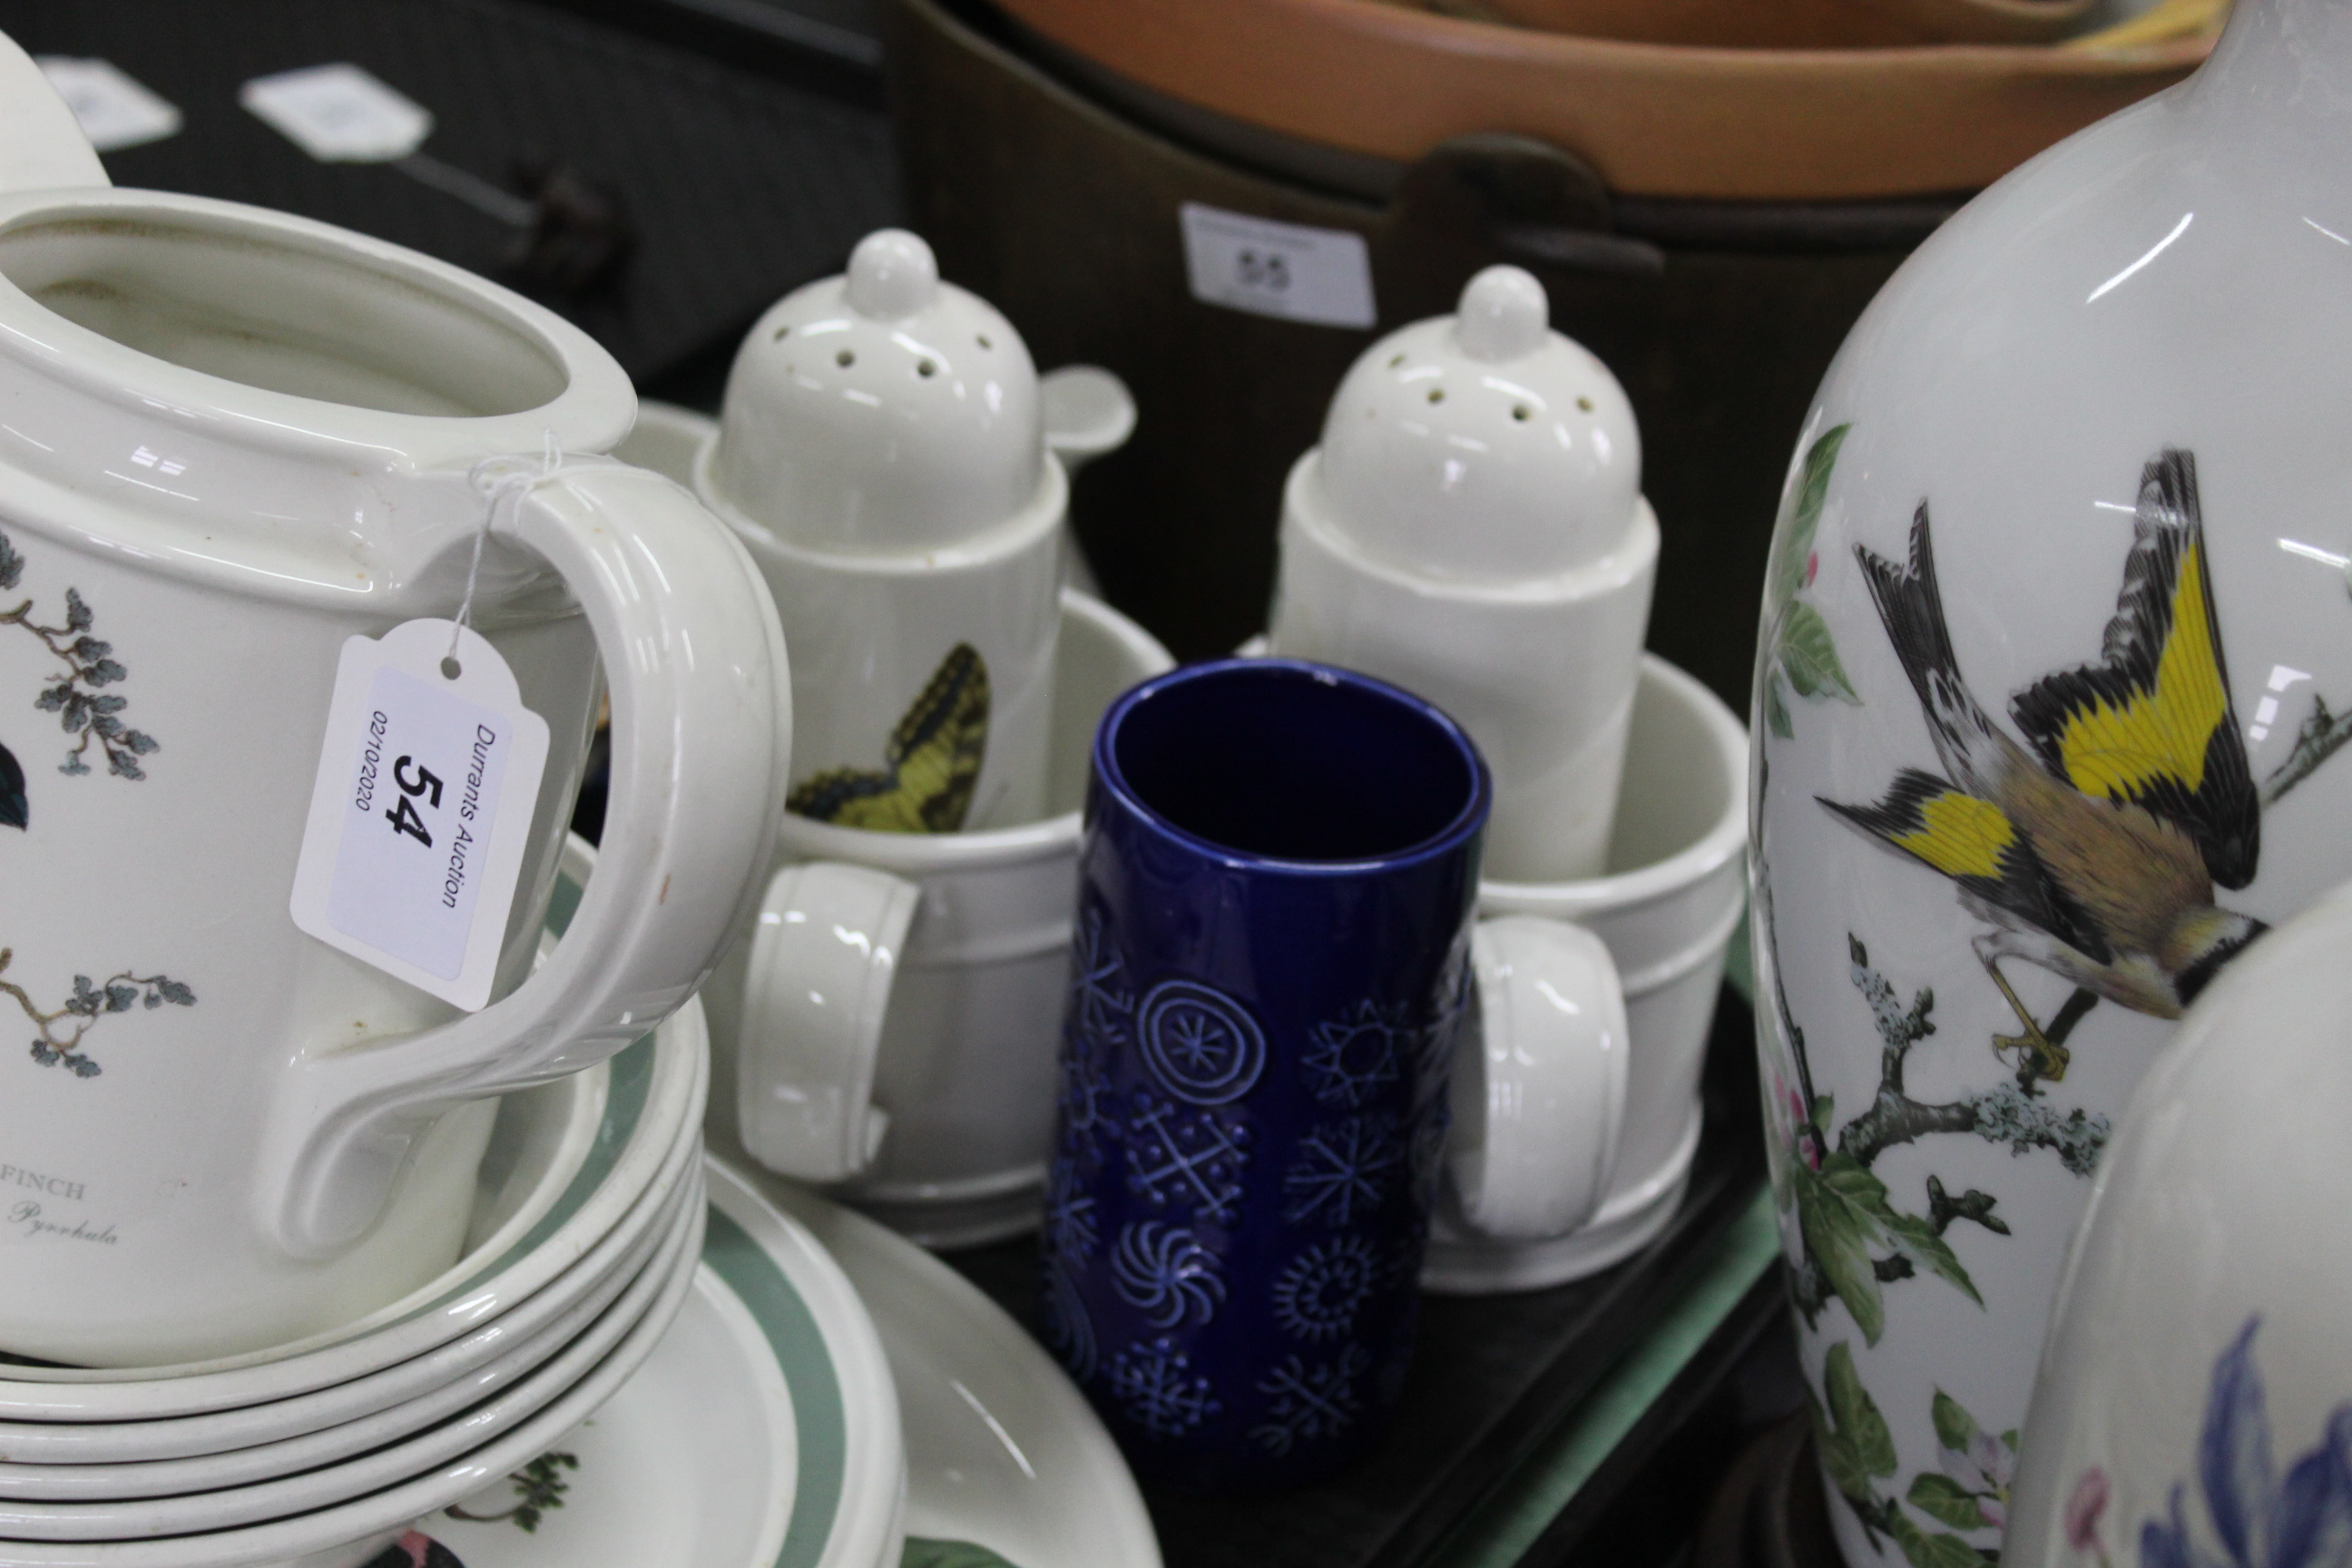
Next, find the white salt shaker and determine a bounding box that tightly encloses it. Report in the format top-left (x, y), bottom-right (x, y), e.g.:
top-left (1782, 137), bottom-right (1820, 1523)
top-left (695, 229), bottom-right (1074, 832)
top-left (1269, 266), bottom-right (1657, 882)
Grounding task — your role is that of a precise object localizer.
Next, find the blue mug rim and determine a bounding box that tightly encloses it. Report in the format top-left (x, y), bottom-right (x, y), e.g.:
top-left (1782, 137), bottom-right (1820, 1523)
top-left (1091, 656), bottom-right (1492, 877)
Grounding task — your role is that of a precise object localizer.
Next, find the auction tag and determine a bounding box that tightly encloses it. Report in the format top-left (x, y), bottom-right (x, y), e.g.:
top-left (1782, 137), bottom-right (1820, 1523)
top-left (239, 64), bottom-right (433, 162)
top-left (289, 621), bottom-right (551, 1011)
top-left (1179, 202), bottom-right (1377, 329)
top-left (35, 58), bottom-right (182, 152)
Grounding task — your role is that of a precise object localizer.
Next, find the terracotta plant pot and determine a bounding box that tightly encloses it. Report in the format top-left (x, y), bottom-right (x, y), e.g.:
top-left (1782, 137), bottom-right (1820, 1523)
top-left (1471, 0), bottom-right (2093, 49)
top-left (991, 0), bottom-right (2209, 199)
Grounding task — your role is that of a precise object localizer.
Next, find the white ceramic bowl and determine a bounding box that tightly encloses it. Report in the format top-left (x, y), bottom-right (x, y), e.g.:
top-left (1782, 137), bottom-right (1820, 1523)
top-left (0, 837), bottom-right (699, 1422)
top-left (0, 1059), bottom-right (702, 1465)
top-left (0, 1180), bottom-right (704, 1538)
top-left (0, 1168), bottom-right (701, 1497)
top-left (0, 1144), bottom-right (894, 1568)
top-left (0, 1066), bottom-right (607, 1389)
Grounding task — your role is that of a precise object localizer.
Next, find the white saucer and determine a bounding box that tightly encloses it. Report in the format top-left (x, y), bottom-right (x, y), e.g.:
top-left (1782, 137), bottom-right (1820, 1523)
top-left (424, 1157), bottom-right (907, 1568)
top-left (409, 1155), bottom-right (1159, 1568)
top-left (766, 1175), bottom-right (1160, 1568)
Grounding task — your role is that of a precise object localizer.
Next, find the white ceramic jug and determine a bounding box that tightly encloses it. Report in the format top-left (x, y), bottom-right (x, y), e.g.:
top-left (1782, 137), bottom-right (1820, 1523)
top-left (0, 44), bottom-right (790, 1365)
top-left (2004, 877), bottom-right (2352, 1568)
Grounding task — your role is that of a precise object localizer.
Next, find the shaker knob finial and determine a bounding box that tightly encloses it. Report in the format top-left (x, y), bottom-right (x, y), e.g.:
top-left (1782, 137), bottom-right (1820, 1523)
top-left (844, 229), bottom-right (939, 322)
top-left (1453, 266), bottom-right (1548, 364)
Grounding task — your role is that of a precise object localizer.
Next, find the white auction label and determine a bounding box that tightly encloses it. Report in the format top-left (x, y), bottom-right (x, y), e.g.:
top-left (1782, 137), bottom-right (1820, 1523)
top-left (35, 58), bottom-right (182, 152)
top-left (240, 64), bottom-right (433, 163)
top-left (1179, 202), bottom-right (1377, 328)
top-left (289, 621), bottom-right (551, 1011)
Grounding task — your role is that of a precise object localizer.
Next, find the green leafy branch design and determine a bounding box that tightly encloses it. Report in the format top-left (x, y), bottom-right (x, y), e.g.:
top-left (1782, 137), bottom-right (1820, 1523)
top-left (1769, 924), bottom-right (2109, 1345)
top-left (1760, 424), bottom-right (1861, 740)
top-left (1812, 1341), bottom-right (2012, 1568)
top-left (0, 529), bottom-right (157, 780)
top-left (446, 1451), bottom-right (577, 1534)
top-left (0, 947), bottom-right (195, 1079)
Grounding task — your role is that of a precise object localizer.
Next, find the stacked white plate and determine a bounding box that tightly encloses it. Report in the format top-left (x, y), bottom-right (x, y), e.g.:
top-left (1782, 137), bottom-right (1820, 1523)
top-left (0, 838), bottom-right (710, 1568)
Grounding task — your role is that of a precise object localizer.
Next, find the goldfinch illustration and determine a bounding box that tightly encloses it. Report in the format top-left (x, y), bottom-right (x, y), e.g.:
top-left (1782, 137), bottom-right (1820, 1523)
top-left (787, 642), bottom-right (989, 833)
top-left (1821, 449), bottom-right (2266, 1082)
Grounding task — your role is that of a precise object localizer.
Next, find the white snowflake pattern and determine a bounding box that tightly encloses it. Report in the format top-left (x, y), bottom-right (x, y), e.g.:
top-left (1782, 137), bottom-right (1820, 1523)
top-left (1057, 1034), bottom-right (1116, 1161)
top-left (1137, 979), bottom-right (1267, 1104)
top-left (1250, 1344), bottom-right (1371, 1455)
top-left (1301, 1000), bottom-right (1413, 1108)
top-left (1041, 1259), bottom-right (1098, 1383)
top-left (1107, 1338), bottom-right (1220, 1438)
top-left (1271, 1235), bottom-right (1381, 1342)
top-left (1111, 1220), bottom-right (1228, 1328)
top-left (1124, 1089), bottom-right (1250, 1223)
top-left (1069, 910), bottom-right (1133, 1043)
top-left (1282, 1114), bottom-right (1401, 1227)
top-left (1043, 1154), bottom-right (1100, 1260)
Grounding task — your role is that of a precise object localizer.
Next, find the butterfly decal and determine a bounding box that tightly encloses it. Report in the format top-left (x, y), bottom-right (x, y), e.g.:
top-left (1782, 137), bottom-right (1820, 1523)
top-left (787, 642), bottom-right (989, 833)
top-left (0, 739), bottom-right (22, 829)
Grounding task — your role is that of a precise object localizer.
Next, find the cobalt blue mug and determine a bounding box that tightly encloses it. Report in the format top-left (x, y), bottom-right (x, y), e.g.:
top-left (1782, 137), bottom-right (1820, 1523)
top-left (1041, 657), bottom-right (1491, 1492)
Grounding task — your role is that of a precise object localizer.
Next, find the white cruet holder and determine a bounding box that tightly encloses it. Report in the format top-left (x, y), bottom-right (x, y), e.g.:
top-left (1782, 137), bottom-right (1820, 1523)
top-left (1270, 264), bottom-right (1658, 884)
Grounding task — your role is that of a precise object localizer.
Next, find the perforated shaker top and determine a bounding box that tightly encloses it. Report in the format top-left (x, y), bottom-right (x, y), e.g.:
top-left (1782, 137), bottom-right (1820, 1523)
top-left (1316, 266), bottom-right (1641, 583)
top-left (710, 228), bottom-right (1044, 554)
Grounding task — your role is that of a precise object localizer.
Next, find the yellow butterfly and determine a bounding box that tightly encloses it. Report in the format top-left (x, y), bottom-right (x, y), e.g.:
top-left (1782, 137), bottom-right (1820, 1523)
top-left (787, 643), bottom-right (989, 833)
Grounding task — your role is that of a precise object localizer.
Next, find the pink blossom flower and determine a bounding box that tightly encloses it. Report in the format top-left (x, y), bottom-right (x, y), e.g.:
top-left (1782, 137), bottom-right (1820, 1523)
top-left (1806, 550), bottom-right (1819, 586)
top-left (2065, 1467), bottom-right (2110, 1554)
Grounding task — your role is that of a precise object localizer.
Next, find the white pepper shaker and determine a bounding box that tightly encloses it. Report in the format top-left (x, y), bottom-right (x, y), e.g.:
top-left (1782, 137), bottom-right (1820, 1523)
top-left (1269, 265), bottom-right (1657, 882)
top-left (694, 229), bottom-right (1064, 832)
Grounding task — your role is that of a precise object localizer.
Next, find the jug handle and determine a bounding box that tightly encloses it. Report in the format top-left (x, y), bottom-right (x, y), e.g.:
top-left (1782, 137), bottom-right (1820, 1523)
top-left (0, 34), bottom-right (110, 193)
top-left (260, 459), bottom-right (792, 1259)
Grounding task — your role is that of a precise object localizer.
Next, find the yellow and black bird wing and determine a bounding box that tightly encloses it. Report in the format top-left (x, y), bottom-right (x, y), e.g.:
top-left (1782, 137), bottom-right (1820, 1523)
top-left (785, 642), bottom-right (991, 833)
top-left (2008, 448), bottom-right (2258, 889)
top-left (1821, 769), bottom-right (2112, 963)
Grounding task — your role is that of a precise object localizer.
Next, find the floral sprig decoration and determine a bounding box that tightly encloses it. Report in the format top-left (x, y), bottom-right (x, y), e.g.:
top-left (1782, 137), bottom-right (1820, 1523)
top-left (0, 528), bottom-right (158, 779)
top-left (0, 948), bottom-right (195, 1078)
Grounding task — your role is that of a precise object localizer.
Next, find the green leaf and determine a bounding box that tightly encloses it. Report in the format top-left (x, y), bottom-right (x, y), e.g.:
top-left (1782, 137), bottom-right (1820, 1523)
top-left (1906, 1474), bottom-right (1991, 1532)
top-left (1825, 1342), bottom-right (1897, 1478)
top-left (1890, 1512), bottom-right (1993, 1568)
top-left (1888, 1215), bottom-right (1983, 1306)
top-left (1778, 601), bottom-right (1860, 704)
top-left (1932, 1389), bottom-right (1981, 1455)
top-left (1769, 422), bottom-right (1853, 607)
top-left (2001, 1429), bottom-right (2020, 1454)
top-left (1812, 1094), bottom-right (1835, 1135)
top-left (1811, 1397), bottom-right (1879, 1508)
top-left (1796, 1154), bottom-right (1893, 1343)
top-left (904, 1541), bottom-right (1025, 1568)
top-left (1766, 672), bottom-right (1794, 739)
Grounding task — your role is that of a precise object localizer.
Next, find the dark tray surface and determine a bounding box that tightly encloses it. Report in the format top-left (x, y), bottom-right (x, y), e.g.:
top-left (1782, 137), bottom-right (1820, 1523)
top-left (945, 988), bottom-right (1767, 1568)
top-left (0, 0), bottom-right (899, 382)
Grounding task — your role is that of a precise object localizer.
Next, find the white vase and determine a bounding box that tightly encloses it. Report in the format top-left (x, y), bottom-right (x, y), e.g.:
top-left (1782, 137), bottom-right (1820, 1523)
top-left (2003, 877), bottom-right (2352, 1568)
top-left (1745, 4), bottom-right (2352, 1563)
